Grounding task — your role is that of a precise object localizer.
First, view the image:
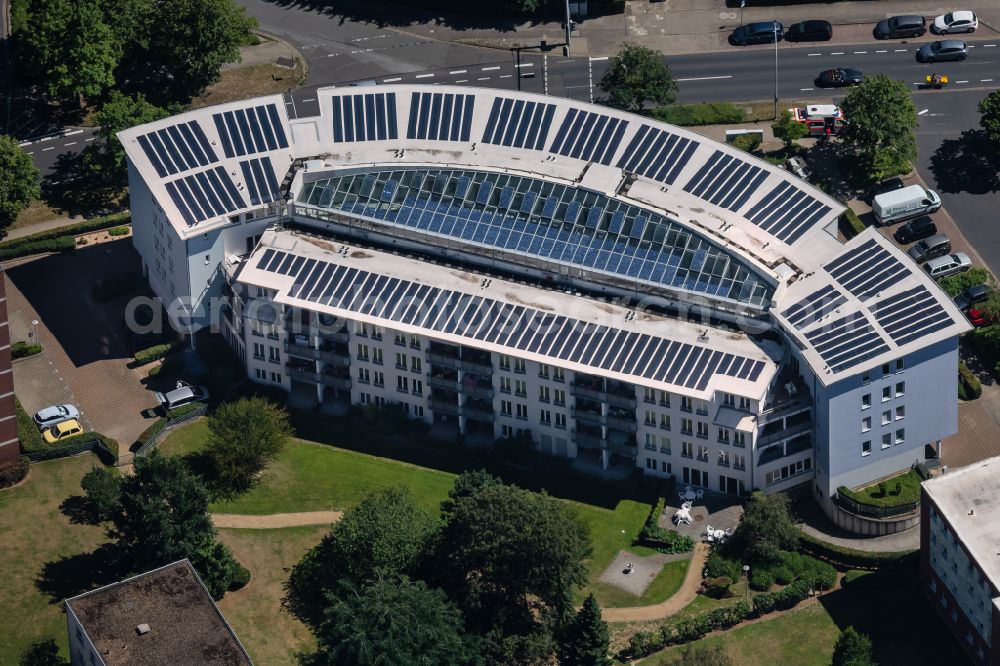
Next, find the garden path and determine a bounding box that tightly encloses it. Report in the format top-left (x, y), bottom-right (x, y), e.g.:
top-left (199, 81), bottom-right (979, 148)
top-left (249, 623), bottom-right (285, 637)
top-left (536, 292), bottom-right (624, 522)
top-left (211, 510), bottom-right (343, 529)
top-left (602, 542), bottom-right (709, 623)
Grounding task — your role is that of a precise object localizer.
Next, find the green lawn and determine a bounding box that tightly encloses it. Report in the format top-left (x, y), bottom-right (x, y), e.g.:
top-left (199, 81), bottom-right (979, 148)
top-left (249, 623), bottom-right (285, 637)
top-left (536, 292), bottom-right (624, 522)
top-left (839, 469), bottom-right (923, 508)
top-left (0, 455), bottom-right (108, 664)
top-left (159, 421), bottom-right (671, 607)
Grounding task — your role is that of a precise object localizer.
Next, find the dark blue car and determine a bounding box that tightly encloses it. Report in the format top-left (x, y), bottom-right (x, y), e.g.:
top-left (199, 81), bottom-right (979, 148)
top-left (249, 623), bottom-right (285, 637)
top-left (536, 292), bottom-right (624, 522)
top-left (730, 21), bottom-right (784, 46)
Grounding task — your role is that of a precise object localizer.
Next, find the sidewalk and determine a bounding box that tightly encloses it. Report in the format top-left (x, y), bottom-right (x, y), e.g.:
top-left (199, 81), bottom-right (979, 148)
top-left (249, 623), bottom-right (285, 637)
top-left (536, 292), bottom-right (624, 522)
top-left (4, 216), bottom-right (79, 242)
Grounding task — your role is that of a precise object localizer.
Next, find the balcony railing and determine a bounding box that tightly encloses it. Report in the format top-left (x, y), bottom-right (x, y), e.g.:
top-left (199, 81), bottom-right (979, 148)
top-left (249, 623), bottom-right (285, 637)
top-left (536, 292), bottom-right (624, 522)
top-left (833, 492), bottom-right (919, 519)
top-left (428, 375), bottom-right (460, 391)
top-left (465, 384), bottom-right (494, 401)
top-left (570, 384), bottom-right (637, 409)
top-left (285, 342), bottom-right (322, 360)
top-left (574, 432), bottom-right (606, 449)
top-left (759, 398), bottom-right (811, 425)
top-left (426, 353), bottom-right (493, 375)
top-left (606, 414), bottom-right (638, 432)
top-left (757, 420), bottom-right (811, 447)
top-left (287, 366), bottom-right (319, 383)
top-left (429, 398), bottom-right (460, 416)
top-left (462, 404), bottom-right (495, 422)
top-left (571, 407), bottom-right (604, 426)
top-left (321, 374), bottom-right (351, 390)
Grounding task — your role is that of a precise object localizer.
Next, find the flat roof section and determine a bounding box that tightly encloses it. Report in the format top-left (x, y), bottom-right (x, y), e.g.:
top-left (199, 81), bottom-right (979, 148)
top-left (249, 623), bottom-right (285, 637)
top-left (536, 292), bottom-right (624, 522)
top-left (65, 560), bottom-right (253, 666)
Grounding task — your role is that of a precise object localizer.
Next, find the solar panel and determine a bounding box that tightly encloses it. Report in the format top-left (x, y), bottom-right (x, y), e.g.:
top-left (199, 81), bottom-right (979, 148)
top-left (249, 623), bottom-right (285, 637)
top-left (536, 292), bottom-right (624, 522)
top-left (682, 150), bottom-right (766, 211)
top-left (165, 166), bottom-right (246, 225)
top-left (480, 97), bottom-right (557, 150)
top-left (871, 285), bottom-right (955, 346)
top-left (825, 239), bottom-right (909, 302)
top-left (239, 156), bottom-right (282, 206)
top-left (329, 93), bottom-right (398, 143)
top-left (616, 125), bottom-right (697, 186)
top-left (137, 122), bottom-right (220, 177)
top-left (548, 110), bottom-right (628, 164)
top-left (743, 181), bottom-right (832, 244)
top-left (211, 103), bottom-right (290, 157)
top-left (781, 284), bottom-right (847, 330)
top-left (804, 311), bottom-right (890, 373)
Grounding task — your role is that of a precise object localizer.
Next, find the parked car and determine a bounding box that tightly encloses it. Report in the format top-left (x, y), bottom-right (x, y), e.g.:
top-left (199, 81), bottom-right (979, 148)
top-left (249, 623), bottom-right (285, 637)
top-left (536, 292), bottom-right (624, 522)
top-left (33, 404), bottom-right (81, 428)
top-left (42, 419), bottom-right (83, 444)
top-left (893, 216), bottom-right (937, 244)
top-left (786, 20), bottom-right (833, 42)
top-left (924, 252), bottom-right (971, 279)
top-left (863, 177), bottom-right (906, 204)
top-left (815, 68), bottom-right (865, 88)
top-left (155, 383), bottom-right (210, 412)
top-left (872, 184), bottom-right (941, 225)
top-left (786, 156), bottom-right (811, 180)
top-left (917, 40), bottom-right (968, 63)
top-left (874, 15), bottom-right (927, 39)
top-left (907, 234), bottom-right (951, 263)
top-left (966, 306), bottom-right (994, 328)
top-left (954, 283), bottom-right (992, 310)
top-left (932, 11), bottom-right (978, 34)
top-left (729, 21), bottom-right (784, 46)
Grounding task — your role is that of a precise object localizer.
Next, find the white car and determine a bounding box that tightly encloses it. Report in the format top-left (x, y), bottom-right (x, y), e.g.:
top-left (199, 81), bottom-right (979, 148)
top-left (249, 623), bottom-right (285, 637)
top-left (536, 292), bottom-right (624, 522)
top-left (155, 383), bottom-right (210, 412)
top-left (33, 404), bottom-right (81, 428)
top-left (933, 11), bottom-right (977, 34)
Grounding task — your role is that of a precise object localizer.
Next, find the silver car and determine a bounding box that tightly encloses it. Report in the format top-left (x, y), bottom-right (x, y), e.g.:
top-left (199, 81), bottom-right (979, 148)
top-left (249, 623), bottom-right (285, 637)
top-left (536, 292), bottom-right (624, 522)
top-left (33, 404), bottom-right (81, 428)
top-left (917, 40), bottom-right (968, 63)
top-left (924, 252), bottom-right (971, 279)
top-left (155, 384), bottom-right (210, 412)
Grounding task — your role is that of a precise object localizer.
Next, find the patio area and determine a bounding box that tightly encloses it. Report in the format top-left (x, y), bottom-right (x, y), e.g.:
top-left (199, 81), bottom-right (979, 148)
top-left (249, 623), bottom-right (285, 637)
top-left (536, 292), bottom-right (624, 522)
top-left (658, 487), bottom-right (745, 542)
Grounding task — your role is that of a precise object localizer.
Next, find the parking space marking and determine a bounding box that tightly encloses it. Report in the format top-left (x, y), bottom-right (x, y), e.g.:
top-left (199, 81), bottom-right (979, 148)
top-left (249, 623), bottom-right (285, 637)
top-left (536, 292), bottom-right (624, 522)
top-left (500, 74), bottom-right (512, 79)
top-left (41, 146), bottom-right (54, 151)
top-left (957, 80), bottom-right (969, 84)
top-left (515, 63), bottom-right (534, 68)
top-left (456, 79), bottom-right (468, 83)
top-left (477, 77), bottom-right (490, 81)
top-left (983, 79), bottom-right (995, 83)
top-left (918, 109), bottom-right (929, 116)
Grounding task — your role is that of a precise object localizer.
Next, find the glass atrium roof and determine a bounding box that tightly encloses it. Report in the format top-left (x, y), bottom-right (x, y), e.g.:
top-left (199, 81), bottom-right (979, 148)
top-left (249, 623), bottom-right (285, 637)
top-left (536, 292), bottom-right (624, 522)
top-left (296, 168), bottom-right (774, 307)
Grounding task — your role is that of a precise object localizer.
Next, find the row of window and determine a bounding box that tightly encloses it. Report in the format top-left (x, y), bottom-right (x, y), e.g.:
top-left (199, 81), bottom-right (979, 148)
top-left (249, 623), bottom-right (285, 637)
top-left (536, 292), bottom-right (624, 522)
top-left (861, 406), bottom-right (905, 433)
top-left (861, 381), bottom-right (905, 409)
top-left (860, 428), bottom-right (905, 456)
top-left (254, 368), bottom-right (282, 384)
top-left (764, 458), bottom-right (812, 486)
top-left (253, 342), bottom-right (281, 363)
top-left (862, 359), bottom-right (905, 384)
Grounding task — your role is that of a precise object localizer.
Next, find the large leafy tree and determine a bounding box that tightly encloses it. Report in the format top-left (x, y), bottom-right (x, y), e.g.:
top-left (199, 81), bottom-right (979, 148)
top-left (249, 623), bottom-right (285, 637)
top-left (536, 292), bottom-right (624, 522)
top-left (0, 136), bottom-right (41, 231)
top-left (17, 0), bottom-right (119, 101)
top-left (724, 491), bottom-right (798, 567)
top-left (142, 0), bottom-right (257, 102)
top-left (558, 594), bottom-right (611, 666)
top-left (85, 92), bottom-right (171, 185)
top-left (303, 576), bottom-right (481, 666)
top-left (287, 487), bottom-right (436, 627)
top-left (771, 109), bottom-right (809, 149)
top-left (431, 473), bottom-right (591, 661)
top-left (205, 396), bottom-right (291, 495)
top-left (107, 452), bottom-right (247, 598)
top-left (599, 43), bottom-right (677, 112)
top-left (839, 75), bottom-right (919, 183)
top-left (832, 627), bottom-right (877, 666)
top-left (978, 91), bottom-right (1000, 148)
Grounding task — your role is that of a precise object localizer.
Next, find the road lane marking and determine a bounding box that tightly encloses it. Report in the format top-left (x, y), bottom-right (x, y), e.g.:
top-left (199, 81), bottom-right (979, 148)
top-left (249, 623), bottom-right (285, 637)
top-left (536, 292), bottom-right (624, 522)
top-left (800, 87), bottom-right (814, 91)
top-left (957, 80), bottom-right (969, 84)
top-left (64, 142), bottom-right (76, 146)
top-left (85, 137), bottom-right (95, 141)
top-left (853, 51), bottom-right (867, 54)
top-left (985, 44), bottom-right (997, 48)
top-left (515, 63), bottom-right (533, 68)
top-left (456, 79), bottom-right (468, 83)
top-left (499, 74), bottom-right (512, 78)
top-left (983, 79), bottom-right (995, 82)
top-left (383, 77), bottom-right (401, 82)
top-left (807, 53), bottom-right (821, 56)
top-left (876, 50), bottom-right (887, 53)
top-left (415, 73), bottom-right (434, 78)
top-left (477, 77), bottom-right (490, 80)
top-left (42, 146), bottom-right (54, 151)
top-left (589, 56), bottom-right (609, 62)
top-left (18, 128), bottom-right (83, 146)
top-left (676, 75), bottom-right (733, 82)
top-left (894, 49), bottom-right (908, 52)
top-left (450, 69), bottom-right (466, 74)
top-left (831, 52), bottom-right (844, 55)
top-left (482, 66), bottom-right (500, 71)
top-left (302, 98), bottom-right (315, 102)
top-left (918, 109), bottom-right (929, 115)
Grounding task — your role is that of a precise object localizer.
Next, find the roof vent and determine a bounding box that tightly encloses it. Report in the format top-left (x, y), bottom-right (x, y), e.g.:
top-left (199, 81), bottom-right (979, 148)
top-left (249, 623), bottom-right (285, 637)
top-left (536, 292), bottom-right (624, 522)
top-left (136, 624), bottom-right (150, 636)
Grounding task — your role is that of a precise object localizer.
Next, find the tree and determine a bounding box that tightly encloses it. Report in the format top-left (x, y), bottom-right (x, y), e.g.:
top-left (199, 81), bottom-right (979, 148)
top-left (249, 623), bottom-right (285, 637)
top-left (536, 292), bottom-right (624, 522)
top-left (0, 136), bottom-right (40, 231)
top-left (558, 594), bottom-right (611, 666)
top-left (772, 109), bottom-right (809, 149)
top-left (17, 0), bottom-right (119, 100)
top-left (838, 75), bottom-right (918, 183)
top-left (84, 92), bottom-right (171, 185)
top-left (20, 639), bottom-right (68, 666)
top-left (832, 626), bottom-right (877, 666)
top-left (205, 396), bottom-right (291, 495)
top-left (978, 91), bottom-right (1000, 148)
top-left (287, 487), bottom-right (435, 627)
top-left (142, 0), bottom-right (257, 102)
top-left (670, 645), bottom-right (733, 666)
top-left (599, 43), bottom-right (677, 113)
top-left (431, 476), bottom-right (591, 661)
top-left (303, 576), bottom-right (480, 666)
top-left (80, 466), bottom-right (121, 522)
top-left (108, 452), bottom-right (247, 598)
top-left (725, 491), bottom-right (798, 566)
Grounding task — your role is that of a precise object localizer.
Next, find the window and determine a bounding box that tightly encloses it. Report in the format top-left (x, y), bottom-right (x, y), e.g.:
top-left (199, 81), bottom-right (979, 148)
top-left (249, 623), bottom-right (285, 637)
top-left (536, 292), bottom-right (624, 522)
top-left (514, 379), bottom-right (527, 397)
top-left (501, 424), bottom-right (513, 437)
top-left (734, 431), bottom-right (746, 448)
top-left (253, 342), bottom-right (265, 360)
top-left (882, 433), bottom-right (891, 449)
top-left (681, 442), bottom-right (693, 458)
top-left (643, 387), bottom-right (656, 404)
top-left (538, 363), bottom-right (550, 379)
top-left (645, 433), bottom-right (657, 450)
top-left (723, 393), bottom-right (735, 408)
top-left (371, 326), bottom-right (383, 341)
top-left (395, 352), bottom-right (407, 369)
top-left (733, 454), bottom-right (746, 470)
top-left (718, 428), bottom-right (730, 443)
top-left (539, 386), bottom-right (550, 403)
top-left (499, 377), bottom-right (511, 394)
top-left (373, 371), bottom-right (384, 387)
top-left (414, 405), bottom-right (424, 417)
top-left (500, 400), bottom-right (512, 416)
top-left (896, 358), bottom-right (905, 373)
top-left (696, 445), bottom-right (709, 461)
top-left (660, 413), bottom-right (671, 430)
top-left (882, 363), bottom-right (891, 376)
top-left (554, 388), bottom-right (566, 406)
top-left (555, 413), bottom-right (566, 429)
top-left (513, 358), bottom-right (526, 374)
top-left (681, 396), bottom-right (693, 412)
top-left (895, 428), bottom-right (905, 445)
top-left (357, 344), bottom-right (369, 361)
top-left (358, 367), bottom-right (370, 383)
top-left (682, 418), bottom-right (693, 435)
top-left (645, 457), bottom-right (656, 470)
top-left (270, 372), bottom-right (281, 383)
top-left (499, 355), bottom-right (511, 371)
top-left (739, 396), bottom-right (751, 410)
top-left (862, 416), bottom-right (871, 433)
top-left (882, 386), bottom-right (892, 402)
top-left (394, 333), bottom-right (406, 346)
top-left (268, 346), bottom-right (280, 363)
top-left (862, 393), bottom-right (871, 409)
top-left (660, 391), bottom-right (671, 407)
top-left (895, 405), bottom-right (905, 420)
top-left (356, 322), bottom-right (368, 337)
top-left (396, 376), bottom-right (409, 392)
top-left (662, 461), bottom-right (671, 473)
top-left (660, 437), bottom-right (672, 454)
top-left (410, 336), bottom-right (420, 349)
top-left (645, 410), bottom-right (656, 426)
top-left (372, 348), bottom-right (383, 365)
top-left (697, 422), bottom-right (708, 439)
top-left (540, 409), bottom-right (551, 425)
top-left (718, 450), bottom-right (730, 467)
top-left (896, 381), bottom-right (905, 396)
top-left (553, 367), bottom-right (565, 382)
top-left (862, 370), bottom-right (871, 385)
top-left (411, 357), bottom-right (421, 373)
top-left (515, 403), bottom-right (528, 420)
top-left (862, 440), bottom-right (871, 456)
top-left (412, 379), bottom-right (423, 396)
top-left (881, 410), bottom-right (892, 426)
top-left (255, 368), bottom-right (265, 379)
top-left (359, 392), bottom-right (372, 405)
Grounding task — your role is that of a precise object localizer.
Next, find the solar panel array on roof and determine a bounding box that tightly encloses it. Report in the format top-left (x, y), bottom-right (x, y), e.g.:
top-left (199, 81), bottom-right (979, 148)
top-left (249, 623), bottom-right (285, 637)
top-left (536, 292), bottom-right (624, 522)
top-left (742, 181), bottom-right (832, 244)
top-left (137, 122), bottom-right (218, 178)
top-left (165, 167), bottom-right (246, 226)
top-left (407, 92), bottom-right (473, 141)
top-left (871, 286), bottom-right (954, 346)
top-left (804, 311), bottom-right (889, 373)
top-left (239, 157), bottom-right (281, 206)
top-left (253, 249), bottom-right (767, 390)
top-left (330, 93), bottom-right (398, 143)
top-left (211, 103), bottom-right (289, 158)
top-left (481, 97), bottom-right (556, 150)
top-left (682, 150), bottom-right (768, 211)
top-left (616, 125), bottom-right (698, 186)
top-left (825, 238), bottom-right (909, 301)
top-left (548, 108), bottom-right (628, 164)
top-left (781, 284), bottom-right (847, 331)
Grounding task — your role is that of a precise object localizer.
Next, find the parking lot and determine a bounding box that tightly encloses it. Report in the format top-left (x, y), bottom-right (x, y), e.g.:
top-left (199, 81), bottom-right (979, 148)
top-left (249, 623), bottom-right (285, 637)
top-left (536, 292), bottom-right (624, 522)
top-left (6, 239), bottom-right (161, 454)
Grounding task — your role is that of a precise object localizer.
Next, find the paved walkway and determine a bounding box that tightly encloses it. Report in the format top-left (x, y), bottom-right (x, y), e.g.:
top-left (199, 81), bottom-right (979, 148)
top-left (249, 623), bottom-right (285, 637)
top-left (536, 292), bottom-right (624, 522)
top-left (602, 542), bottom-right (708, 623)
top-left (4, 216), bottom-right (79, 241)
top-left (211, 510), bottom-right (343, 529)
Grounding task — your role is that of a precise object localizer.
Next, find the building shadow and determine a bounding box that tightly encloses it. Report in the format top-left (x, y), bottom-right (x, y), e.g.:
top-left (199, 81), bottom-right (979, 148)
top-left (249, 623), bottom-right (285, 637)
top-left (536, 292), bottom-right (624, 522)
top-left (929, 129), bottom-right (1000, 196)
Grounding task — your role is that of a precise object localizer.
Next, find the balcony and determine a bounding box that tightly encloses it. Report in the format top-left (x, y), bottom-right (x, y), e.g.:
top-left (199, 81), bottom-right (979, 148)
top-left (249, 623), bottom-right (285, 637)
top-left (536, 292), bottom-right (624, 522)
top-left (462, 403), bottom-right (495, 422)
top-left (606, 414), bottom-right (638, 432)
top-left (757, 419), bottom-right (812, 447)
top-left (287, 366), bottom-right (319, 383)
top-left (429, 398), bottom-right (460, 416)
top-left (321, 373), bottom-right (352, 390)
top-left (285, 341), bottom-right (322, 361)
top-left (464, 383), bottom-right (494, 401)
top-left (574, 432), bottom-right (606, 449)
top-left (319, 331), bottom-right (350, 344)
top-left (571, 407), bottom-right (604, 426)
top-left (428, 375), bottom-right (460, 391)
top-left (570, 383), bottom-right (637, 410)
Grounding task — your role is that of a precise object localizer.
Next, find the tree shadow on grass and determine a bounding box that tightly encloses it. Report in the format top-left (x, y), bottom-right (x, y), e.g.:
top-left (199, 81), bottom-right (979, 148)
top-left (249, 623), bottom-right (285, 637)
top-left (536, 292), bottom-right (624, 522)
top-left (35, 543), bottom-right (124, 604)
top-left (59, 495), bottom-right (99, 526)
top-left (929, 129), bottom-right (1000, 196)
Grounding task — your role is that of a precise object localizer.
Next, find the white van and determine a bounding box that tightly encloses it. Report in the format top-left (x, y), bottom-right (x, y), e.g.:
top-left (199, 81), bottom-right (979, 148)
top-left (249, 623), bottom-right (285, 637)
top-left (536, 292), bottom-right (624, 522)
top-left (872, 184), bottom-right (941, 225)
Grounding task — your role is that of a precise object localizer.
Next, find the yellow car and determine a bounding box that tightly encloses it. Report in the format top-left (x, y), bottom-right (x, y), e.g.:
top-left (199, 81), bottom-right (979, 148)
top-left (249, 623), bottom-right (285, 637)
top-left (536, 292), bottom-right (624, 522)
top-left (43, 419), bottom-right (83, 444)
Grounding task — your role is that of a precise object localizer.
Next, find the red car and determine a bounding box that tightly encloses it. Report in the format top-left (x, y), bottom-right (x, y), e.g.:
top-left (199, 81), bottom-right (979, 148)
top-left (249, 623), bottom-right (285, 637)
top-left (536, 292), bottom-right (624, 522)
top-left (966, 307), bottom-right (994, 328)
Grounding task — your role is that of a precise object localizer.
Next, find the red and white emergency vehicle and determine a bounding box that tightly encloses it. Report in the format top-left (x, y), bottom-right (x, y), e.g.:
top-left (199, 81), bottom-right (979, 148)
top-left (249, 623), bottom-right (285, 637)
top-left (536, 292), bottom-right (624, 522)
top-left (788, 104), bottom-right (846, 137)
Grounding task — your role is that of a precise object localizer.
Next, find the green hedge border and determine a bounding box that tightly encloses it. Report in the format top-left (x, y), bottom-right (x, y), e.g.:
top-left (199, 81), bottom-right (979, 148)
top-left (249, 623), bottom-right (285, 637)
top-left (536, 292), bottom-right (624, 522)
top-left (798, 531), bottom-right (918, 571)
top-left (0, 212), bottom-right (130, 250)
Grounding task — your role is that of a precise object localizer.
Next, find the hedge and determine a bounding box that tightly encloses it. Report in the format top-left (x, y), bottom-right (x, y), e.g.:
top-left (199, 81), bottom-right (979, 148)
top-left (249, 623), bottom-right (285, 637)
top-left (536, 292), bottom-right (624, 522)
top-left (648, 102), bottom-right (744, 126)
top-left (134, 343), bottom-right (175, 366)
top-left (705, 551), bottom-right (742, 580)
top-left (12, 341), bottom-right (42, 359)
top-left (959, 361), bottom-right (982, 401)
top-left (22, 433), bottom-right (118, 465)
top-left (0, 236), bottom-right (76, 260)
top-left (840, 209), bottom-right (866, 238)
top-left (798, 531), bottom-right (918, 570)
top-left (135, 402), bottom-right (206, 447)
top-left (15, 397), bottom-right (44, 452)
top-left (0, 212), bottom-right (130, 250)
top-left (0, 456), bottom-right (30, 488)
top-left (939, 267), bottom-right (992, 298)
top-left (108, 226), bottom-right (130, 237)
top-left (637, 497), bottom-right (695, 554)
top-left (731, 133), bottom-right (762, 153)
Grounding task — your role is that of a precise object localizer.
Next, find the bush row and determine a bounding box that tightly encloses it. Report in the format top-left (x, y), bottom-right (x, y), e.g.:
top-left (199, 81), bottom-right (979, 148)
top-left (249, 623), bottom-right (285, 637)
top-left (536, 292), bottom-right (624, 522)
top-left (624, 578), bottom-right (816, 659)
top-left (0, 236), bottom-right (76, 260)
top-left (706, 549), bottom-right (835, 592)
top-left (134, 343), bottom-right (176, 366)
top-left (637, 497), bottom-right (695, 554)
top-left (108, 226), bottom-right (131, 237)
top-left (12, 341), bottom-right (42, 359)
top-left (648, 102), bottom-right (744, 126)
top-left (798, 531), bottom-right (918, 571)
top-left (959, 361), bottom-right (982, 401)
top-left (0, 456), bottom-right (30, 488)
top-left (15, 397), bottom-right (44, 452)
top-left (135, 402), bottom-right (206, 445)
top-left (939, 267), bottom-right (992, 299)
top-left (0, 213), bottom-right (130, 250)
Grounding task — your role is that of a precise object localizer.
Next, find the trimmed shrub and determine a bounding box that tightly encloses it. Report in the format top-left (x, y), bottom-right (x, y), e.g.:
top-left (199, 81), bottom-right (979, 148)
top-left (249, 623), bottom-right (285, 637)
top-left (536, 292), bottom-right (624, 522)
top-left (0, 456), bottom-right (29, 488)
top-left (731, 132), bottom-right (762, 153)
top-left (648, 102), bottom-right (744, 126)
top-left (228, 563), bottom-right (251, 590)
top-left (799, 531), bottom-right (918, 570)
top-left (108, 226), bottom-right (130, 236)
top-left (840, 209), bottom-right (866, 238)
top-left (146, 364), bottom-right (162, 378)
top-left (809, 559), bottom-right (838, 590)
top-left (11, 341), bottom-right (42, 359)
top-left (134, 343), bottom-right (174, 366)
top-left (959, 361), bottom-right (982, 401)
top-left (15, 397), bottom-right (44, 453)
top-left (0, 235), bottom-right (75, 260)
top-left (705, 550), bottom-right (743, 580)
top-left (702, 576), bottom-right (733, 599)
top-left (773, 566), bottom-right (795, 585)
top-left (749, 568), bottom-right (774, 591)
top-left (0, 212), bottom-right (130, 250)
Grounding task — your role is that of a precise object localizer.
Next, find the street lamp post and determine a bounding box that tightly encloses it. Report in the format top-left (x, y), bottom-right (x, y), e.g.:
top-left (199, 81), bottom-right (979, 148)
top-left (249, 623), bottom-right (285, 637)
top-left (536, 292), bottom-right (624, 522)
top-left (564, 0), bottom-right (572, 55)
top-left (30, 319), bottom-right (38, 342)
top-left (743, 564), bottom-right (750, 599)
top-left (773, 23), bottom-right (779, 120)
top-left (740, 0), bottom-right (746, 27)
